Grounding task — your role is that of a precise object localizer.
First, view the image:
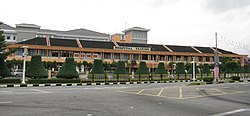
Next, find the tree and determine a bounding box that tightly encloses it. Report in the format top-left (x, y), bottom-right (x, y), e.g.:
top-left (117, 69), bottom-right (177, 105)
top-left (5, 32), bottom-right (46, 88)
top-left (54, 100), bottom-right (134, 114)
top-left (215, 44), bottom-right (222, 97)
top-left (114, 61), bottom-right (128, 74)
top-left (220, 57), bottom-right (232, 73)
top-left (154, 62), bottom-right (168, 74)
top-left (135, 61), bottom-right (150, 74)
top-left (90, 59), bottom-right (105, 74)
top-left (103, 62), bottom-right (111, 73)
top-left (131, 60), bottom-right (137, 72)
top-left (57, 57), bottom-right (79, 79)
top-left (224, 61), bottom-right (238, 73)
top-left (185, 63), bottom-right (192, 73)
top-left (0, 29), bottom-right (11, 78)
top-left (202, 64), bottom-right (211, 76)
top-left (175, 62), bottom-right (186, 74)
top-left (26, 55), bottom-right (48, 79)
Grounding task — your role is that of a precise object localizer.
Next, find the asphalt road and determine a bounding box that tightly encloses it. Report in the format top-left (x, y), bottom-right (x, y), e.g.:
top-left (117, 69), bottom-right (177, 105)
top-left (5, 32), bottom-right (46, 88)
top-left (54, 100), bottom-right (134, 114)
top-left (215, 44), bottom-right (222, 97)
top-left (0, 82), bottom-right (250, 116)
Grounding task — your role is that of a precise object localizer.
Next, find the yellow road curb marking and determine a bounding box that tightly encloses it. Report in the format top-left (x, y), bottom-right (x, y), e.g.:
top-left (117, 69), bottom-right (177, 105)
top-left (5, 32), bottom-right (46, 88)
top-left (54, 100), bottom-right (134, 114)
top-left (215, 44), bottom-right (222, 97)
top-left (179, 87), bottom-right (183, 98)
top-left (157, 88), bottom-right (164, 96)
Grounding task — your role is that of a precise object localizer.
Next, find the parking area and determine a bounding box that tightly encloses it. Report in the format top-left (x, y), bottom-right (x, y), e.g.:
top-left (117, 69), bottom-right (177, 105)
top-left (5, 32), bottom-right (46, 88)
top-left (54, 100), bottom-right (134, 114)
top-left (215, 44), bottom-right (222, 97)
top-left (117, 85), bottom-right (244, 100)
top-left (0, 82), bottom-right (250, 116)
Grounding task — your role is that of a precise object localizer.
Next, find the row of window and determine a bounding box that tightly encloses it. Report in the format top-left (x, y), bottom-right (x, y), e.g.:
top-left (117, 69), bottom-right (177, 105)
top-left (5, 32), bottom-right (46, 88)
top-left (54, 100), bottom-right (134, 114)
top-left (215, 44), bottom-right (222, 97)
top-left (14, 49), bottom-right (222, 62)
top-left (5, 34), bottom-right (16, 41)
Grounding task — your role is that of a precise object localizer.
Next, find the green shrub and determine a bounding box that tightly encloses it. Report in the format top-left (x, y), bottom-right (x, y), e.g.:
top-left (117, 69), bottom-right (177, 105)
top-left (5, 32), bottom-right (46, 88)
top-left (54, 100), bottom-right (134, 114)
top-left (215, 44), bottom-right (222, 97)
top-left (135, 61), bottom-right (150, 74)
top-left (26, 55), bottom-right (48, 79)
top-left (0, 79), bottom-right (21, 84)
top-left (0, 55), bottom-right (11, 78)
top-left (114, 61), bottom-right (128, 74)
top-left (90, 59), bottom-right (105, 74)
top-left (57, 57), bottom-right (79, 79)
top-left (203, 76), bottom-right (214, 82)
top-left (154, 62), bottom-right (168, 74)
top-left (231, 76), bottom-right (240, 81)
top-left (27, 79), bottom-right (80, 84)
top-left (175, 62), bottom-right (186, 74)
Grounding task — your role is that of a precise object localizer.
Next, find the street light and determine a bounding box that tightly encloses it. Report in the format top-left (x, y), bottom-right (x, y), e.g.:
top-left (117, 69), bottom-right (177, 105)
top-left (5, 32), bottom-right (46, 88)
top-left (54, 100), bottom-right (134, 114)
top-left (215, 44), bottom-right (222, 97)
top-left (22, 46), bottom-right (28, 84)
top-left (192, 57), bottom-right (196, 81)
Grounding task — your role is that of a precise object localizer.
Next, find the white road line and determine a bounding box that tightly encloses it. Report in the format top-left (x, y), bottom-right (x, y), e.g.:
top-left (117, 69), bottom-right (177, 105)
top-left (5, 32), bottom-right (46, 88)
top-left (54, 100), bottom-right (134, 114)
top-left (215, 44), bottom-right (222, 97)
top-left (0, 101), bottom-right (12, 104)
top-left (29, 89), bottom-right (52, 93)
top-left (210, 109), bottom-right (250, 116)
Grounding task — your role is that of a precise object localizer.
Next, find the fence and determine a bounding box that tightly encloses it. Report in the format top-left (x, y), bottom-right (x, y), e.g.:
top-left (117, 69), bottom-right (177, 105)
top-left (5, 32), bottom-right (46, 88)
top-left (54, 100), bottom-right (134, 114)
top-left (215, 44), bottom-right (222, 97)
top-left (80, 72), bottom-right (250, 83)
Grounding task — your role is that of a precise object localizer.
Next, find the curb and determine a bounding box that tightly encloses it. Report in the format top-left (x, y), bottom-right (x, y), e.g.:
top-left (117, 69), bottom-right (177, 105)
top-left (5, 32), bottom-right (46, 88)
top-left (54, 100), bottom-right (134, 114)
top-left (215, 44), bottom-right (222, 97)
top-left (0, 80), bottom-right (196, 88)
top-left (0, 80), bottom-right (247, 88)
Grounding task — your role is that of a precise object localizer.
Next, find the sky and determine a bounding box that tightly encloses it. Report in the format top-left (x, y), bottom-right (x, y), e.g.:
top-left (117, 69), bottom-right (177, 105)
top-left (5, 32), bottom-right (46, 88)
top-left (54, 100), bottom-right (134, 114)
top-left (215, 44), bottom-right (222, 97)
top-left (1, 0), bottom-right (250, 56)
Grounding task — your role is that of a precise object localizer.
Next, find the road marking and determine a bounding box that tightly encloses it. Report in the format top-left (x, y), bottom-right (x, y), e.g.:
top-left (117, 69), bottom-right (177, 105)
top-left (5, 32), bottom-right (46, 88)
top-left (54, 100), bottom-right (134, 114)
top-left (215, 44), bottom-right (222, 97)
top-left (136, 89), bottom-right (144, 94)
top-left (0, 101), bottom-right (12, 104)
top-left (30, 89), bottom-right (52, 93)
top-left (86, 114), bottom-right (93, 116)
top-left (213, 89), bottom-right (228, 94)
top-left (196, 88), bottom-right (206, 96)
top-left (179, 87), bottom-right (182, 98)
top-left (157, 88), bottom-right (164, 96)
top-left (210, 109), bottom-right (250, 116)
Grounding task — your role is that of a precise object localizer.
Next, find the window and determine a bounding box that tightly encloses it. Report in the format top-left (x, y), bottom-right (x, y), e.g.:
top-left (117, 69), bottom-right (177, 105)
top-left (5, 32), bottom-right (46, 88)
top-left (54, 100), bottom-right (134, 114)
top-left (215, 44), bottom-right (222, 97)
top-left (206, 57), bottom-right (210, 62)
top-left (6, 36), bottom-right (10, 40)
top-left (114, 53), bottom-right (120, 60)
top-left (15, 48), bottom-right (24, 56)
top-left (142, 54), bottom-right (148, 60)
top-left (28, 49), bottom-right (37, 56)
top-left (85, 53), bottom-right (91, 59)
top-left (133, 54), bottom-right (139, 60)
top-left (124, 54), bottom-right (130, 60)
top-left (13, 36), bottom-right (16, 40)
top-left (151, 55), bottom-right (156, 61)
top-left (104, 53), bottom-right (111, 59)
top-left (176, 56), bottom-right (181, 61)
top-left (93, 53), bottom-right (100, 59)
top-left (121, 35), bottom-right (125, 40)
top-left (74, 52), bottom-right (80, 58)
top-left (38, 50), bottom-right (47, 56)
top-left (168, 56), bottom-right (173, 61)
top-left (184, 56), bottom-right (188, 61)
top-left (51, 50), bottom-right (59, 57)
top-left (199, 57), bottom-right (203, 62)
top-left (160, 55), bottom-right (165, 61)
top-left (61, 51), bottom-right (71, 57)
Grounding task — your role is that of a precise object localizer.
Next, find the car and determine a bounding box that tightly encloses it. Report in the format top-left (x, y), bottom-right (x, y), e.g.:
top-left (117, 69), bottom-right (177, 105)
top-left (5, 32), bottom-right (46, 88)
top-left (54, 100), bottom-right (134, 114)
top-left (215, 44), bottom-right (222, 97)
top-left (12, 69), bottom-right (23, 77)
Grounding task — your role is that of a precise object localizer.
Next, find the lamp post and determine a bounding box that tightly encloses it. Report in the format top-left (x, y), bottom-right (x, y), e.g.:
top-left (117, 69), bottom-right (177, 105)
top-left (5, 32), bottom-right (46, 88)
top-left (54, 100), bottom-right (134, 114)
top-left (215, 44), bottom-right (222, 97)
top-left (192, 57), bottom-right (196, 81)
top-left (22, 46), bottom-right (28, 84)
top-left (214, 32), bottom-right (219, 81)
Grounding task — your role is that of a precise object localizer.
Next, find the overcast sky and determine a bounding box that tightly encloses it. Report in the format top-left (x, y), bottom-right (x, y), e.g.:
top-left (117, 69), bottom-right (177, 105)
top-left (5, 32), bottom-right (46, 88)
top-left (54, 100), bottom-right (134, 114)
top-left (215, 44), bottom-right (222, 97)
top-left (1, 0), bottom-right (250, 56)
